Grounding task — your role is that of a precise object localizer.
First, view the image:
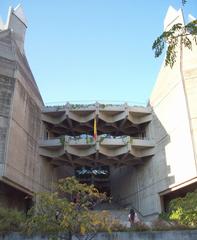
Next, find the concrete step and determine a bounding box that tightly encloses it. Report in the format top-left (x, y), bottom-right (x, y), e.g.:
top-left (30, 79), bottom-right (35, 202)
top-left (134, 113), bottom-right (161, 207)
top-left (94, 203), bottom-right (154, 227)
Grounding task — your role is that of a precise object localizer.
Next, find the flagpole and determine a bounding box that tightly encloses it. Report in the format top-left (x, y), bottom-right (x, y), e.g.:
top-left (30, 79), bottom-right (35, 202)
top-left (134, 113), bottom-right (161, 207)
top-left (94, 118), bottom-right (97, 141)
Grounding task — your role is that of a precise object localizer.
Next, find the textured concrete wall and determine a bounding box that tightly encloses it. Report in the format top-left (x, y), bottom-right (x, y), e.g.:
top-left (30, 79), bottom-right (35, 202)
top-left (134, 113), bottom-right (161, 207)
top-left (183, 42), bottom-right (197, 170)
top-left (0, 28), bottom-right (56, 201)
top-left (4, 67), bottom-right (55, 193)
top-left (5, 79), bottom-right (41, 191)
top-left (0, 30), bottom-right (16, 177)
top-left (1, 231), bottom-right (197, 240)
top-left (146, 44), bottom-right (197, 215)
top-left (110, 126), bottom-right (159, 217)
top-left (0, 75), bottom-right (15, 177)
top-left (110, 165), bottom-right (139, 208)
top-left (111, 39), bottom-right (197, 217)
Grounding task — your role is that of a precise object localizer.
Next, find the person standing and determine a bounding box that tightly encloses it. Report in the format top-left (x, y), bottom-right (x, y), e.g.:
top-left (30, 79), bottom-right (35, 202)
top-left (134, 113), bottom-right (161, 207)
top-left (128, 208), bottom-right (135, 227)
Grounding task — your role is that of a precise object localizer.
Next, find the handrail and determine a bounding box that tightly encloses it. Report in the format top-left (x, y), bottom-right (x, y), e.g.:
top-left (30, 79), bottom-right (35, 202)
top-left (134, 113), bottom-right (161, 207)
top-left (111, 197), bottom-right (144, 218)
top-left (112, 198), bottom-right (159, 219)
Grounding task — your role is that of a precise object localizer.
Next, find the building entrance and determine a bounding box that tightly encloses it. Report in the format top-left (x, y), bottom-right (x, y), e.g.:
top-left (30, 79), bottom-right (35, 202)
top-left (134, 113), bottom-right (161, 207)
top-left (75, 165), bottom-right (111, 196)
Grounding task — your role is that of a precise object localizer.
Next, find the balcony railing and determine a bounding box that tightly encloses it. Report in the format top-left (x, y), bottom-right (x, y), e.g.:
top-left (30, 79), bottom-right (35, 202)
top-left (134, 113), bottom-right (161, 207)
top-left (40, 135), bottom-right (155, 152)
top-left (39, 134), bottom-right (155, 166)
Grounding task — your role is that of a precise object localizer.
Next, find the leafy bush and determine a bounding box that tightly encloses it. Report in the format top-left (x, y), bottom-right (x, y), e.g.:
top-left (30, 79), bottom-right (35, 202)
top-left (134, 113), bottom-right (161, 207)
top-left (169, 190), bottom-right (197, 227)
top-left (109, 219), bottom-right (128, 232)
top-left (151, 218), bottom-right (171, 231)
top-left (95, 214), bottom-right (127, 233)
top-left (152, 218), bottom-right (192, 231)
top-left (0, 207), bottom-right (25, 233)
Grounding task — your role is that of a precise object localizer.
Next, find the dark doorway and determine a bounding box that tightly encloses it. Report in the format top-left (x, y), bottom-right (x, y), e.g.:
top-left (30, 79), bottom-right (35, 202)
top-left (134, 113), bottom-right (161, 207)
top-left (75, 165), bottom-right (111, 196)
top-left (0, 182), bottom-right (33, 213)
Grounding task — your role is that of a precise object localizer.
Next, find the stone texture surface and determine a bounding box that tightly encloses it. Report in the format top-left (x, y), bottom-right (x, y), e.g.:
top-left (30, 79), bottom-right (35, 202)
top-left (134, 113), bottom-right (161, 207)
top-left (1, 231), bottom-right (197, 240)
top-left (0, 8), bottom-right (57, 207)
top-left (0, 75), bottom-right (15, 175)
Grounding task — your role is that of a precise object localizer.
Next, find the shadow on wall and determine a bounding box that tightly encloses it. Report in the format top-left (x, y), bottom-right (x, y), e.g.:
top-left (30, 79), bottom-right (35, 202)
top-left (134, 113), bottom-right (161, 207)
top-left (0, 182), bottom-right (32, 214)
top-left (110, 109), bottom-right (175, 217)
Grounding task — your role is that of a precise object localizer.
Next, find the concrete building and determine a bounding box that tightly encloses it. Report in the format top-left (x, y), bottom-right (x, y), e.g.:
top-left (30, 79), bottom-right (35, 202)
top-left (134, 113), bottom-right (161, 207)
top-left (0, 5), bottom-right (58, 211)
top-left (0, 5), bottom-right (196, 218)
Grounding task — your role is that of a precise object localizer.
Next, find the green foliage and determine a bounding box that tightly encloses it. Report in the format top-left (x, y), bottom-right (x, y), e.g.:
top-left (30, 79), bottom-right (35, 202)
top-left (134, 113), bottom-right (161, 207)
top-left (24, 192), bottom-right (64, 235)
top-left (107, 218), bottom-right (128, 232)
top-left (151, 218), bottom-right (190, 231)
top-left (159, 212), bottom-right (171, 222)
top-left (151, 219), bottom-right (170, 231)
top-left (152, 20), bottom-right (197, 67)
top-left (182, 0), bottom-right (187, 5)
top-left (59, 136), bottom-right (65, 146)
top-left (24, 177), bottom-right (117, 240)
top-left (0, 207), bottom-right (25, 233)
top-left (169, 190), bottom-right (197, 227)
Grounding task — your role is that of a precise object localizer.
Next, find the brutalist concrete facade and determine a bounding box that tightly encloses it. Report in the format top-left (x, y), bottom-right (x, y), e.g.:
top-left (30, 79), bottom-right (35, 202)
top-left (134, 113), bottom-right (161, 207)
top-left (110, 7), bottom-right (197, 218)
top-left (0, 5), bottom-right (197, 217)
top-left (0, 6), bottom-right (58, 210)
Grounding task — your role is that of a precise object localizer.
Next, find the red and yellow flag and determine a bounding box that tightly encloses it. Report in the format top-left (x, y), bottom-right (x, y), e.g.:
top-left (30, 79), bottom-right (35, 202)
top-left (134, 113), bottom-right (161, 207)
top-left (93, 118), bottom-right (97, 140)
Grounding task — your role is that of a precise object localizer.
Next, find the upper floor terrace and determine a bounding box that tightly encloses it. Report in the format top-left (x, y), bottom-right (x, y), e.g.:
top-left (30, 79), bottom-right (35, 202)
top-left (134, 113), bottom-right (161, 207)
top-left (42, 103), bottom-right (152, 136)
top-left (39, 135), bottom-right (155, 167)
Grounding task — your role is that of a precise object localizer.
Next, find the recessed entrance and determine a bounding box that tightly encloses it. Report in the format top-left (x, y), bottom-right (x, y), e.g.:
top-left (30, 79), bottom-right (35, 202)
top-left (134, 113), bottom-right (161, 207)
top-left (75, 165), bottom-right (111, 196)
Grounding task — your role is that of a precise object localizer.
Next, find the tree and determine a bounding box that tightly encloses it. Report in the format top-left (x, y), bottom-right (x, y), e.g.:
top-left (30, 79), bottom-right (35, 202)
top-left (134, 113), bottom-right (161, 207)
top-left (152, 1), bottom-right (197, 67)
top-left (24, 177), bottom-right (122, 240)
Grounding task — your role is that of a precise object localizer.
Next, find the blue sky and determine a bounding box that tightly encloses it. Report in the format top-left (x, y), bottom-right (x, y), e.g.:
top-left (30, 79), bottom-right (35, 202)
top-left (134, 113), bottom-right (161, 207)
top-left (1, 0), bottom-right (197, 105)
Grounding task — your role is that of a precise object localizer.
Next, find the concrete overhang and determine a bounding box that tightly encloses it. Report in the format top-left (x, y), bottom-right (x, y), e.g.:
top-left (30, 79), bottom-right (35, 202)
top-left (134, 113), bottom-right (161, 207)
top-left (41, 104), bottom-right (152, 135)
top-left (39, 136), bottom-right (155, 166)
top-left (39, 138), bottom-right (61, 148)
top-left (131, 139), bottom-right (155, 148)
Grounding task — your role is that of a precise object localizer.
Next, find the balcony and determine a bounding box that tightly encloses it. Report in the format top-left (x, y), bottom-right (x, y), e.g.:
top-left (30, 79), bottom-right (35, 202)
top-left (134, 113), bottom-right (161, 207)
top-left (41, 103), bottom-right (152, 136)
top-left (39, 135), bottom-right (155, 167)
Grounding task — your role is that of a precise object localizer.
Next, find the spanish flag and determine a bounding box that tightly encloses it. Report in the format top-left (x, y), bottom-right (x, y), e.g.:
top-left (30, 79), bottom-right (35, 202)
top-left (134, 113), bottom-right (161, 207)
top-left (94, 118), bottom-right (97, 140)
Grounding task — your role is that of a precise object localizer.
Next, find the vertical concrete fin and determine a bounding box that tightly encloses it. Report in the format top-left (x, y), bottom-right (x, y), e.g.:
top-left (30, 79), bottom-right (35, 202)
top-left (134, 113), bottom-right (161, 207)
top-left (13, 4), bottom-right (28, 27)
top-left (164, 6), bottom-right (184, 31)
top-left (6, 5), bottom-right (27, 54)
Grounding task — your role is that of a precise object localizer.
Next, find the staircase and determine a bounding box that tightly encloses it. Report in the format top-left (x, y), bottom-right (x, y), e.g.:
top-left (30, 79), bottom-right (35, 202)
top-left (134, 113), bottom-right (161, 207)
top-left (94, 202), bottom-right (156, 227)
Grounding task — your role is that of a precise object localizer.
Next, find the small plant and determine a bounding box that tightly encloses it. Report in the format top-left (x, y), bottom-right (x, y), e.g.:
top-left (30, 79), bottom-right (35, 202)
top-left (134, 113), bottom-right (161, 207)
top-left (152, 218), bottom-right (192, 231)
top-left (59, 136), bottom-right (65, 146)
top-left (109, 219), bottom-right (128, 232)
top-left (86, 136), bottom-right (94, 144)
top-left (151, 218), bottom-right (173, 231)
top-left (99, 136), bottom-right (106, 143)
top-left (131, 222), bottom-right (150, 232)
